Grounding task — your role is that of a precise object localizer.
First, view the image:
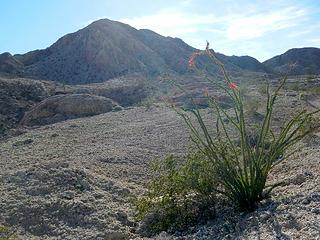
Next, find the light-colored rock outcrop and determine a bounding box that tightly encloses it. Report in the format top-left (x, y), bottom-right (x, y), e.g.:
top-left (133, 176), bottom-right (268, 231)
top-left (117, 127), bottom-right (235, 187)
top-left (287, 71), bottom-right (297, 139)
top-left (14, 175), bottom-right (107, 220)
top-left (21, 94), bottom-right (121, 126)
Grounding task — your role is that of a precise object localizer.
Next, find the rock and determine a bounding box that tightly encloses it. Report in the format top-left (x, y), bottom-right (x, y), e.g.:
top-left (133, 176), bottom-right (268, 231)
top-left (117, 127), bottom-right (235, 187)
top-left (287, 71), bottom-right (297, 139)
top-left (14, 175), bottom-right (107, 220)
top-left (290, 173), bottom-right (307, 185)
top-left (116, 211), bottom-right (136, 227)
top-left (311, 208), bottom-right (320, 214)
top-left (71, 76), bottom-right (149, 107)
top-left (61, 191), bottom-right (75, 200)
top-left (0, 52), bottom-right (23, 74)
top-left (105, 231), bottom-right (128, 240)
top-left (20, 94), bottom-right (121, 126)
top-left (12, 138), bottom-right (33, 147)
top-left (50, 133), bottom-right (59, 138)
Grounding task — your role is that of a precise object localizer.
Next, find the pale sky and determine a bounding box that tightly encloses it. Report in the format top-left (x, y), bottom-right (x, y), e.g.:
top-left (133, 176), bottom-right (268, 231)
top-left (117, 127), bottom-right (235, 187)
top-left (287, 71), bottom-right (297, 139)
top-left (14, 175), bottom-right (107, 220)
top-left (1, 0), bottom-right (320, 61)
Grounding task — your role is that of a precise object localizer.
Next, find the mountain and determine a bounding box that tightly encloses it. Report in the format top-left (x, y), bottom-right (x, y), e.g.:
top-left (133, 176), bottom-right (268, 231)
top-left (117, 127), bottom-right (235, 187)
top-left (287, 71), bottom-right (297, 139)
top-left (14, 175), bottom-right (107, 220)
top-left (0, 52), bottom-right (24, 75)
top-left (263, 47), bottom-right (320, 75)
top-left (0, 18), bottom-right (270, 84)
top-left (221, 55), bottom-right (271, 73)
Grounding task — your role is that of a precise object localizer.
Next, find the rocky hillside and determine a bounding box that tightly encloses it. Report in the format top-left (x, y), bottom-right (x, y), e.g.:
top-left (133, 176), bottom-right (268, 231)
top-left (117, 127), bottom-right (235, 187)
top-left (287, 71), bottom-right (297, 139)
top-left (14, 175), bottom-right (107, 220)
top-left (0, 52), bottom-right (24, 75)
top-left (221, 54), bottom-right (271, 73)
top-left (0, 19), bottom-right (269, 84)
top-left (0, 77), bottom-right (48, 135)
top-left (0, 74), bottom-right (150, 136)
top-left (263, 47), bottom-right (320, 75)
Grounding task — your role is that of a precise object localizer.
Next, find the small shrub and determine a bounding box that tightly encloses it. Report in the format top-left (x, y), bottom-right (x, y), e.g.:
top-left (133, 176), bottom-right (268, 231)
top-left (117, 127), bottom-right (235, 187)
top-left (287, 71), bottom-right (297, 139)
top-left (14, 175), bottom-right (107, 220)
top-left (137, 96), bottom-right (156, 109)
top-left (135, 152), bottom-right (216, 236)
top-left (245, 97), bottom-right (261, 118)
top-left (257, 84), bottom-right (268, 95)
top-left (0, 225), bottom-right (15, 240)
top-left (309, 86), bottom-right (320, 95)
top-left (287, 82), bottom-right (300, 91)
top-left (112, 105), bottom-right (123, 112)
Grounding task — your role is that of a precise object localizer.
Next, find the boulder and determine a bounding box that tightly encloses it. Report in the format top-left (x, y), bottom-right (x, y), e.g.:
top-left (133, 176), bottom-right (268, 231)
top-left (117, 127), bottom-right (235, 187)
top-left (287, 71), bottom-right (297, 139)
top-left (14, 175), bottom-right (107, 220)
top-left (21, 94), bottom-right (121, 126)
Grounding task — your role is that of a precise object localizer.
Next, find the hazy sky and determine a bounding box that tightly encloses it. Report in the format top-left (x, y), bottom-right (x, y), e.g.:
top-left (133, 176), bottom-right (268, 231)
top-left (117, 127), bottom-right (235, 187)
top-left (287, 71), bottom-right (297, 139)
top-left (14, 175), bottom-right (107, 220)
top-left (1, 0), bottom-right (319, 61)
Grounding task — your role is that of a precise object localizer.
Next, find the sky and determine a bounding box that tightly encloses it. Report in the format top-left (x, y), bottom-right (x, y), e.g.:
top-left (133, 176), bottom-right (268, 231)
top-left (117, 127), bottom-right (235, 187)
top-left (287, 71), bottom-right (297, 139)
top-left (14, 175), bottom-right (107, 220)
top-left (1, 0), bottom-right (320, 61)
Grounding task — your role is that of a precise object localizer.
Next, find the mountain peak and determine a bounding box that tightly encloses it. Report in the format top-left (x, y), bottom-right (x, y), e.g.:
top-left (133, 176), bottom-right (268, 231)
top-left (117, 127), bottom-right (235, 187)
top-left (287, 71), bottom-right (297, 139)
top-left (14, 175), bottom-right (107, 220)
top-left (0, 18), bottom-right (317, 84)
top-left (263, 47), bottom-right (320, 75)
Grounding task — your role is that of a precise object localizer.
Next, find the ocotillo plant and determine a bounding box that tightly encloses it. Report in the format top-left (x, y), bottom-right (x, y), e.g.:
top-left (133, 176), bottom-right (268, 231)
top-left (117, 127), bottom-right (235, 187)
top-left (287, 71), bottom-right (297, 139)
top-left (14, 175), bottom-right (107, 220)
top-left (178, 41), bottom-right (320, 210)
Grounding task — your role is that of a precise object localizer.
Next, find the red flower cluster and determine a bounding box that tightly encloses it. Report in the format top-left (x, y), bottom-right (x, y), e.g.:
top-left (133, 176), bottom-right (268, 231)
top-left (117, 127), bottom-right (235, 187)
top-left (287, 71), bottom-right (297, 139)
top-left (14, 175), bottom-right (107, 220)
top-left (188, 52), bottom-right (198, 67)
top-left (228, 82), bottom-right (238, 90)
top-left (204, 87), bottom-right (209, 96)
top-left (189, 41), bottom-right (239, 91)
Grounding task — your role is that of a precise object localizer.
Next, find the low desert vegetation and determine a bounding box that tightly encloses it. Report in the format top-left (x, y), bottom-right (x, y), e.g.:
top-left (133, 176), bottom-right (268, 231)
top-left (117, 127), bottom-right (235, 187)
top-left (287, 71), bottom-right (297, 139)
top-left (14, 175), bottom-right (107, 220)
top-left (0, 225), bottom-right (15, 240)
top-left (135, 43), bottom-right (320, 235)
top-left (310, 86), bottom-right (320, 95)
top-left (135, 152), bottom-right (216, 235)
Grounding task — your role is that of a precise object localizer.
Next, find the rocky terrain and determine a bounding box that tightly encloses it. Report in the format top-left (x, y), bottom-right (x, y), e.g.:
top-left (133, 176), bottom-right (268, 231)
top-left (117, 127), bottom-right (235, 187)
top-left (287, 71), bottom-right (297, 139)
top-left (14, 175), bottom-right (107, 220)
top-left (0, 74), bottom-right (150, 136)
top-left (0, 87), bottom-right (319, 239)
top-left (0, 77), bottom-right (49, 135)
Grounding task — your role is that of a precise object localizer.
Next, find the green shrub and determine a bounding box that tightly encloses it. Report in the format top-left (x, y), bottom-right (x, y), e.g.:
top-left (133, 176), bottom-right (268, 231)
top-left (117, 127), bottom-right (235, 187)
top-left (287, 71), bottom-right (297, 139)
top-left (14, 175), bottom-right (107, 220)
top-left (244, 97), bottom-right (261, 118)
top-left (0, 225), bottom-right (15, 240)
top-left (112, 105), bottom-right (123, 112)
top-left (286, 82), bottom-right (300, 91)
top-left (135, 152), bottom-right (216, 235)
top-left (257, 84), bottom-right (268, 95)
top-left (309, 86), bottom-right (320, 95)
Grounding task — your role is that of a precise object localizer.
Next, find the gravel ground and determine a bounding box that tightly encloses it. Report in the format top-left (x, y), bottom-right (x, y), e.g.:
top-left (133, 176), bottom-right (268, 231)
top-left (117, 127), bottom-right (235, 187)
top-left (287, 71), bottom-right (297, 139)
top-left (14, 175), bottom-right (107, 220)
top-left (0, 94), bottom-right (319, 239)
top-left (0, 106), bottom-right (189, 239)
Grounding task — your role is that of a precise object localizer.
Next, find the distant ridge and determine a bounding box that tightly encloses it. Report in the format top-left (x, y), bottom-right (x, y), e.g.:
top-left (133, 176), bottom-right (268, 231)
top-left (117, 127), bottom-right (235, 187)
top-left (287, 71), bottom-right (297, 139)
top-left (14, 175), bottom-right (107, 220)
top-left (0, 18), bottom-right (318, 84)
top-left (263, 47), bottom-right (320, 75)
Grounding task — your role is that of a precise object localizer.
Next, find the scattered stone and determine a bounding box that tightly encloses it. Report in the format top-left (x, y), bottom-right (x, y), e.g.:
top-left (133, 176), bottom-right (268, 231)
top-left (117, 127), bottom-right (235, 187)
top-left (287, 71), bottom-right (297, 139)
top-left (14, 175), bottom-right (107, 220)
top-left (12, 138), bottom-right (33, 147)
top-left (60, 191), bottom-right (75, 200)
top-left (290, 173), bottom-right (307, 185)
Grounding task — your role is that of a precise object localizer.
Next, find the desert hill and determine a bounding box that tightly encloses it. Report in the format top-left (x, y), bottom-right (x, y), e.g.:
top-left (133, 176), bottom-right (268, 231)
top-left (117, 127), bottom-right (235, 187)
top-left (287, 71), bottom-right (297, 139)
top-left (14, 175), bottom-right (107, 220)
top-left (0, 19), bottom-right (271, 84)
top-left (263, 47), bottom-right (320, 75)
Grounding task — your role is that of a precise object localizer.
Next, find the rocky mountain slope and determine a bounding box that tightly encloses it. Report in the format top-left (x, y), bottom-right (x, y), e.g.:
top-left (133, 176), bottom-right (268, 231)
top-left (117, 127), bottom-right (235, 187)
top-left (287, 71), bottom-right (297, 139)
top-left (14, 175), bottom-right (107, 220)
top-left (0, 52), bottom-right (24, 75)
top-left (263, 47), bottom-right (320, 75)
top-left (0, 77), bottom-right (48, 135)
top-left (0, 19), bottom-right (270, 84)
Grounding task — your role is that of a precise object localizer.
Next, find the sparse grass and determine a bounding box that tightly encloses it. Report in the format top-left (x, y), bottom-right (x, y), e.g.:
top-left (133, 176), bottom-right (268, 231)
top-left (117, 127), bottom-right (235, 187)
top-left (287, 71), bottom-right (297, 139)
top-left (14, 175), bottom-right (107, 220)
top-left (244, 97), bottom-right (261, 119)
top-left (286, 82), bottom-right (301, 91)
top-left (309, 86), bottom-right (320, 95)
top-left (257, 84), bottom-right (268, 95)
top-left (0, 225), bottom-right (16, 240)
top-left (137, 96), bottom-right (156, 109)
